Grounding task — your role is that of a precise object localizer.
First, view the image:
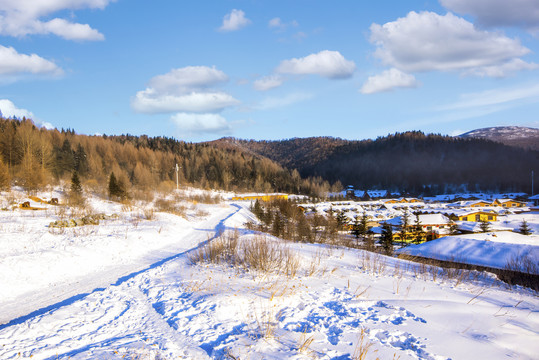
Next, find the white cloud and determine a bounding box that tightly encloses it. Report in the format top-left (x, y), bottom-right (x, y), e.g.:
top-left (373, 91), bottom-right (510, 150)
top-left (253, 75), bottom-right (284, 91)
top-left (0, 99), bottom-right (34, 118)
top-left (438, 83), bottom-right (539, 111)
top-left (441, 0), bottom-right (539, 31)
top-left (360, 68), bottom-right (419, 94)
top-left (0, 45), bottom-right (62, 76)
top-left (171, 113), bottom-right (231, 134)
top-left (370, 11), bottom-right (536, 77)
top-left (147, 66), bottom-right (229, 94)
top-left (0, 0), bottom-right (113, 40)
top-left (131, 66), bottom-right (239, 114)
top-left (132, 89), bottom-right (239, 114)
top-left (276, 50), bottom-right (356, 79)
top-left (219, 9), bottom-right (251, 32)
top-left (0, 99), bottom-right (54, 128)
top-left (268, 17), bottom-right (298, 31)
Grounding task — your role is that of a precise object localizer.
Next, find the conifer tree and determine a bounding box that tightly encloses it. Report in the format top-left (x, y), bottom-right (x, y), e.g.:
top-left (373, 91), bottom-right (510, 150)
top-left (70, 171), bottom-right (82, 196)
top-left (479, 218), bottom-right (491, 233)
top-left (519, 220), bottom-right (532, 235)
top-left (381, 222), bottom-right (394, 255)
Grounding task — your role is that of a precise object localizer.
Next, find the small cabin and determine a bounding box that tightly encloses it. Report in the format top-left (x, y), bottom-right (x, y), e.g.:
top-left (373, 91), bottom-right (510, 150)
top-left (457, 211), bottom-right (497, 222)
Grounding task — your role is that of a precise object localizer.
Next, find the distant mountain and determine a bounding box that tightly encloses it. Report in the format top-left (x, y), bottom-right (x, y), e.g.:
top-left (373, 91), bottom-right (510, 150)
top-left (459, 126), bottom-right (539, 151)
top-left (215, 131), bottom-right (539, 194)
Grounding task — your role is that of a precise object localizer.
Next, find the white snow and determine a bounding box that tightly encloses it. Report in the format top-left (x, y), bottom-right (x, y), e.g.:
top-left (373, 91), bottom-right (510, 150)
top-left (0, 189), bottom-right (538, 359)
top-left (398, 232), bottom-right (539, 273)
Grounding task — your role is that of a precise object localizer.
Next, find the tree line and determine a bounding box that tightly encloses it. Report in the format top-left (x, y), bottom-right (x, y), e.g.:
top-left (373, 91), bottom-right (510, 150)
top-left (228, 131), bottom-right (539, 195)
top-left (0, 117), bottom-right (336, 197)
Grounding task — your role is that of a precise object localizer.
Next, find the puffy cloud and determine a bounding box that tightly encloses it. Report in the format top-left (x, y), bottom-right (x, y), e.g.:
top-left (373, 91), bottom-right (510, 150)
top-left (360, 68), bottom-right (418, 94)
top-left (276, 50), bottom-right (356, 79)
top-left (131, 66), bottom-right (239, 114)
top-left (370, 11), bottom-right (536, 77)
top-left (441, 0), bottom-right (539, 30)
top-left (147, 66), bottom-right (229, 94)
top-left (0, 99), bottom-right (54, 128)
top-left (133, 66), bottom-right (239, 135)
top-left (132, 89), bottom-right (239, 114)
top-left (0, 99), bottom-right (34, 118)
top-left (253, 75), bottom-right (283, 91)
top-left (171, 113), bottom-right (231, 134)
top-left (0, 45), bottom-right (62, 76)
top-left (0, 0), bottom-right (113, 40)
top-left (219, 9), bottom-right (251, 32)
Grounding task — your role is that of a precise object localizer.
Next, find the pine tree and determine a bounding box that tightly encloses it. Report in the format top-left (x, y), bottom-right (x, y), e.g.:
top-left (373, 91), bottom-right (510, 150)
top-left (381, 222), bottom-right (394, 256)
top-left (70, 171), bottom-right (82, 196)
top-left (108, 172), bottom-right (122, 199)
top-left (412, 213), bottom-right (425, 244)
top-left (399, 208), bottom-right (410, 244)
top-left (519, 220), bottom-right (532, 235)
top-left (479, 218), bottom-right (491, 233)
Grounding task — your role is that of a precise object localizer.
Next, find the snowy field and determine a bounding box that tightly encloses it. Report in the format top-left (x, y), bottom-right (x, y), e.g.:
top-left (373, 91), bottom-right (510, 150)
top-left (0, 190), bottom-right (538, 359)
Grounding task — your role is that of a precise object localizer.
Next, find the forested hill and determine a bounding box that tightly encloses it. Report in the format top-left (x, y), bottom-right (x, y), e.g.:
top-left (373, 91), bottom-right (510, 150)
top-left (216, 132), bottom-right (539, 194)
top-left (0, 118), bottom-right (334, 196)
top-left (459, 126), bottom-right (539, 151)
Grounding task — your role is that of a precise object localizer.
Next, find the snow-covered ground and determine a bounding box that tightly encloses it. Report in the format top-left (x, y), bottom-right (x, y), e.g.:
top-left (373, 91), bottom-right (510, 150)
top-left (0, 189), bottom-right (538, 359)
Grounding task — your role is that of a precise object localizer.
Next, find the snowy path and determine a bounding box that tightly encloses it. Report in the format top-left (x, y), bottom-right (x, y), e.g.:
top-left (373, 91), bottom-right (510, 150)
top-left (0, 202), bottom-right (242, 327)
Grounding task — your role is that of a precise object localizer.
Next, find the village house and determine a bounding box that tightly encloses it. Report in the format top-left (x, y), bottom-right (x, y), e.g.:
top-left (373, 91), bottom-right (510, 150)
top-left (382, 213), bottom-right (451, 243)
top-left (492, 199), bottom-right (527, 208)
top-left (454, 210), bottom-right (498, 222)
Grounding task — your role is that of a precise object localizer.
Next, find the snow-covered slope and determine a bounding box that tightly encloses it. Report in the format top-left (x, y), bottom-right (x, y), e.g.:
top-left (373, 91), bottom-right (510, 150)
top-left (0, 191), bottom-right (538, 359)
top-left (459, 126), bottom-right (539, 150)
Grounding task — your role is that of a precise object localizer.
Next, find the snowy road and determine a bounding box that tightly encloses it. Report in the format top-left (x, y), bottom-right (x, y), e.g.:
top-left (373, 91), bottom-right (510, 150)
top-left (0, 201), bottom-right (242, 327)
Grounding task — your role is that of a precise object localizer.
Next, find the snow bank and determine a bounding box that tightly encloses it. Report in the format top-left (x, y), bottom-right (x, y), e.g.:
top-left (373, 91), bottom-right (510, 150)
top-left (398, 232), bottom-right (539, 273)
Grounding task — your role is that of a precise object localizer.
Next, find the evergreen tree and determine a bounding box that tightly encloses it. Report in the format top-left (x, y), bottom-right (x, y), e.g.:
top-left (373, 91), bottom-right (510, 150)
top-left (108, 172), bottom-right (126, 199)
top-left (70, 171), bottom-right (82, 196)
top-left (381, 222), bottom-right (394, 255)
top-left (73, 143), bottom-right (88, 176)
top-left (335, 210), bottom-right (348, 231)
top-left (399, 208), bottom-right (410, 245)
top-left (479, 218), bottom-right (491, 233)
top-left (412, 213), bottom-right (425, 244)
top-left (519, 220), bottom-right (532, 235)
top-left (350, 215), bottom-right (362, 244)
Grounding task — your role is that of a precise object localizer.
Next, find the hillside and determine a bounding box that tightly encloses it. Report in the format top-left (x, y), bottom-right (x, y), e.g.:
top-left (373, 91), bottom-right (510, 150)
top-left (459, 126), bottom-right (539, 151)
top-left (217, 132), bottom-right (539, 194)
top-left (1, 188), bottom-right (538, 359)
top-left (0, 118), bottom-right (333, 197)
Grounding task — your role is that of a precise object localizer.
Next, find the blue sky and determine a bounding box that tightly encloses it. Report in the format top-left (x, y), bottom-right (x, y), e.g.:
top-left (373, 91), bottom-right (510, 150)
top-left (1, 0), bottom-right (539, 142)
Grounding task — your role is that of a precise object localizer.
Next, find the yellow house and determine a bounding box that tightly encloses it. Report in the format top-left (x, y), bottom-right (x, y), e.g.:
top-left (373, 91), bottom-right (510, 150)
top-left (492, 199), bottom-right (527, 208)
top-left (231, 194), bottom-right (288, 202)
top-left (384, 197), bottom-right (421, 204)
top-left (457, 211), bottom-right (497, 222)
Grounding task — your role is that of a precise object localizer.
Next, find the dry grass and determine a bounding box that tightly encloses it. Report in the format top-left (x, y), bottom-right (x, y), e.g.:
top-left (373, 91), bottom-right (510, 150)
top-left (352, 328), bottom-right (376, 360)
top-left (154, 198), bottom-right (187, 218)
top-left (190, 231), bottom-right (300, 278)
top-left (359, 251), bottom-right (387, 275)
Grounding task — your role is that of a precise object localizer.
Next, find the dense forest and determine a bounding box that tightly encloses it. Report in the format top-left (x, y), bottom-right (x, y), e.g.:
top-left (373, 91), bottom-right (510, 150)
top-left (0, 118), bottom-right (336, 197)
top-left (221, 132), bottom-right (539, 194)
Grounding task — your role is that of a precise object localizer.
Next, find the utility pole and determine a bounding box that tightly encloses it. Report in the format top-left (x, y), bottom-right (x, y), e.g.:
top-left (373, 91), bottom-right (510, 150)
top-left (532, 170), bottom-right (534, 197)
top-left (175, 163), bottom-right (180, 191)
